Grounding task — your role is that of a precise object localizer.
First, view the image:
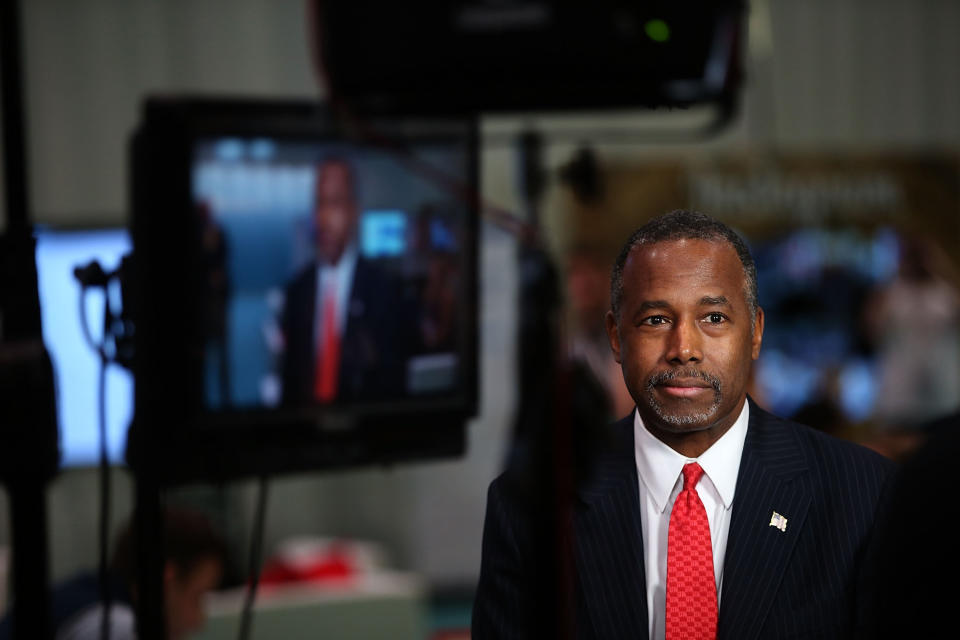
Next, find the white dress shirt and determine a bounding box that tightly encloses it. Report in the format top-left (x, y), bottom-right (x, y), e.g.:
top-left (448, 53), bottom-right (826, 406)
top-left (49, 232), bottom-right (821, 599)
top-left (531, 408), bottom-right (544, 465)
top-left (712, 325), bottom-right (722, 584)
top-left (314, 243), bottom-right (358, 343)
top-left (634, 400), bottom-right (750, 640)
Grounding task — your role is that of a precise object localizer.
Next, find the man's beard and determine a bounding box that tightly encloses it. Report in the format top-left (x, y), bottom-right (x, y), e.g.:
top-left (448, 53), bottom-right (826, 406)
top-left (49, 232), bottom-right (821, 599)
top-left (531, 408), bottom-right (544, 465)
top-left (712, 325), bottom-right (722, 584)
top-left (645, 368), bottom-right (723, 426)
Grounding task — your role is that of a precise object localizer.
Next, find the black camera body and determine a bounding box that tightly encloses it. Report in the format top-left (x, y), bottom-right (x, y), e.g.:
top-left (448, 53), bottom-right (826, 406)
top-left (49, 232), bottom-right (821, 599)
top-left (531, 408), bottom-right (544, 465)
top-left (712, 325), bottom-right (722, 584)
top-left (315, 0), bottom-right (745, 115)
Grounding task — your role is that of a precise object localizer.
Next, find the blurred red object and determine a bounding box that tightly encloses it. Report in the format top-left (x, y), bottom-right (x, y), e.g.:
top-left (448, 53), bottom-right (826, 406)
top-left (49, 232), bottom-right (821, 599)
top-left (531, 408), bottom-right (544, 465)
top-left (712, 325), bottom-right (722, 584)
top-left (258, 540), bottom-right (356, 587)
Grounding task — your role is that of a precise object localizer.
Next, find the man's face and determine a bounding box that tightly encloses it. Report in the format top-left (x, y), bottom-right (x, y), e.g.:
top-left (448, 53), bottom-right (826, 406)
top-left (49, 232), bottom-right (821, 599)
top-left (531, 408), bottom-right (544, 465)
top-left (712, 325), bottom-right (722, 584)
top-left (164, 557), bottom-right (222, 640)
top-left (313, 161), bottom-right (357, 265)
top-left (606, 239), bottom-right (763, 447)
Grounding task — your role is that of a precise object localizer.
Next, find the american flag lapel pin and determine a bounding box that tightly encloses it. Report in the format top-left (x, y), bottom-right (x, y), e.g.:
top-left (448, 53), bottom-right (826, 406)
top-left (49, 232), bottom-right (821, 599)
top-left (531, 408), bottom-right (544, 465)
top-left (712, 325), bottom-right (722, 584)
top-left (769, 511), bottom-right (788, 532)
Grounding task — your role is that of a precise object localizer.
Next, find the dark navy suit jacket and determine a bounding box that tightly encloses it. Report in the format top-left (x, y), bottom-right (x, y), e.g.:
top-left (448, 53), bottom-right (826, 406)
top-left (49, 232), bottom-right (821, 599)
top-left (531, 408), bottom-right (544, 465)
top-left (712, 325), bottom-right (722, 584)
top-left (281, 257), bottom-right (407, 404)
top-left (473, 399), bottom-right (896, 639)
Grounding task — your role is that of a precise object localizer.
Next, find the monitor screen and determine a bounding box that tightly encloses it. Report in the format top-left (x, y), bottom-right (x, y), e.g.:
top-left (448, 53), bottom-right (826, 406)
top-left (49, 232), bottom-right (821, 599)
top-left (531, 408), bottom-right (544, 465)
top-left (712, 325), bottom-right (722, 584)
top-left (190, 137), bottom-right (472, 411)
top-left (127, 99), bottom-right (478, 481)
top-left (34, 227), bottom-right (133, 467)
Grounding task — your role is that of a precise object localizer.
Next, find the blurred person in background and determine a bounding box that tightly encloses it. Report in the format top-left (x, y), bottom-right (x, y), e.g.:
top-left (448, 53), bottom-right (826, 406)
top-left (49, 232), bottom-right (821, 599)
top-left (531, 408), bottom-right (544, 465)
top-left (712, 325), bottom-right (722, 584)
top-left (863, 232), bottom-right (960, 431)
top-left (0, 506), bottom-right (226, 640)
top-left (566, 246), bottom-right (636, 419)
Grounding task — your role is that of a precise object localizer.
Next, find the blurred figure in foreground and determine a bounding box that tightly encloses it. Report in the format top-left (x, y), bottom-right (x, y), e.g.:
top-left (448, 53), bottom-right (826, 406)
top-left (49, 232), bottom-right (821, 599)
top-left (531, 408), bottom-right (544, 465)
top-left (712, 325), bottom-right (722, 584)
top-left (859, 409), bottom-right (960, 638)
top-left (0, 507), bottom-right (226, 640)
top-left (565, 247), bottom-right (635, 419)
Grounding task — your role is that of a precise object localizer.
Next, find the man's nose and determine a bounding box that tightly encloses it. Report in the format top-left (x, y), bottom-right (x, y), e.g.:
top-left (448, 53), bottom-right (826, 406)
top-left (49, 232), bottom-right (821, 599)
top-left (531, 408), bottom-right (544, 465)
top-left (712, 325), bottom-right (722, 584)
top-left (665, 317), bottom-right (703, 364)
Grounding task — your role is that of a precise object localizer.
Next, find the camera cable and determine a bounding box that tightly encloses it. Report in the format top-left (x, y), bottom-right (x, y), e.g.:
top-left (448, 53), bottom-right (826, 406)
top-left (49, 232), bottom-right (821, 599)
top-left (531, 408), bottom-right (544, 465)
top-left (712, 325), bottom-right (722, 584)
top-left (238, 475), bottom-right (270, 640)
top-left (76, 267), bottom-right (114, 640)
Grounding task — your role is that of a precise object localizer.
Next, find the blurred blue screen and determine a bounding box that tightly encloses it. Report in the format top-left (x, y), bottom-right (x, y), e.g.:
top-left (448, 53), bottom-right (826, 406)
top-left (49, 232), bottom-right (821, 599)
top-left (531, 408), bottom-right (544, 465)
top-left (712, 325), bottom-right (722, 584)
top-left (35, 227), bottom-right (133, 467)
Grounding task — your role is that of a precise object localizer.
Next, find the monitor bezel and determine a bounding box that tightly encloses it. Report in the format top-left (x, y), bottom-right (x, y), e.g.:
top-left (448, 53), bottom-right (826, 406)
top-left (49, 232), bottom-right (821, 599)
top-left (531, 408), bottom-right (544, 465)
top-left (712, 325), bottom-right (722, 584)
top-left (127, 97), bottom-right (479, 485)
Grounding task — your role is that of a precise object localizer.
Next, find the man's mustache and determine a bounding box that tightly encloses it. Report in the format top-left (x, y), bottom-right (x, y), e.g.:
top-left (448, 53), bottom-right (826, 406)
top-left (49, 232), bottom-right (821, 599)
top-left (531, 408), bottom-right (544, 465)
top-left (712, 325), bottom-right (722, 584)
top-left (646, 368), bottom-right (722, 392)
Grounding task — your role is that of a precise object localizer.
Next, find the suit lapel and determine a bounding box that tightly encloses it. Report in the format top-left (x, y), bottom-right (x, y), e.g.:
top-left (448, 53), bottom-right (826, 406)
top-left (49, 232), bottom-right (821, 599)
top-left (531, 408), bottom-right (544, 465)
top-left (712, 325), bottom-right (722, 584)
top-left (718, 400), bottom-right (811, 640)
top-left (574, 416), bottom-right (649, 640)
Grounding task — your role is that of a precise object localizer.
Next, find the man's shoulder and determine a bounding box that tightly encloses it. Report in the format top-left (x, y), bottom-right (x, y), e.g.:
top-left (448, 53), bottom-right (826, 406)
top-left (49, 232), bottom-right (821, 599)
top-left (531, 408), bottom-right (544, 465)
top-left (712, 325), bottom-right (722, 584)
top-left (751, 403), bottom-right (896, 483)
top-left (352, 256), bottom-right (394, 290)
top-left (287, 262), bottom-right (315, 291)
top-left (487, 413), bottom-right (635, 505)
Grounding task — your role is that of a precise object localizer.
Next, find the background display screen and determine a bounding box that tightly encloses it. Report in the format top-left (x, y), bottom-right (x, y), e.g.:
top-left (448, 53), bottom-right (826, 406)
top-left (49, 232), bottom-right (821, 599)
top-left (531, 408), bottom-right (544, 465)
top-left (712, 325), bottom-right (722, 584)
top-left (190, 137), bottom-right (473, 411)
top-left (35, 227), bottom-right (133, 467)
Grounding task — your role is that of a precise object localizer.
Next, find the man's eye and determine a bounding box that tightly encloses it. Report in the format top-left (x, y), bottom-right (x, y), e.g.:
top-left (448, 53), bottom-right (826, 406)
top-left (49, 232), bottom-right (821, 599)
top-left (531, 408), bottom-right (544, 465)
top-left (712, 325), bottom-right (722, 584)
top-left (705, 312), bottom-right (726, 324)
top-left (642, 315), bottom-right (669, 326)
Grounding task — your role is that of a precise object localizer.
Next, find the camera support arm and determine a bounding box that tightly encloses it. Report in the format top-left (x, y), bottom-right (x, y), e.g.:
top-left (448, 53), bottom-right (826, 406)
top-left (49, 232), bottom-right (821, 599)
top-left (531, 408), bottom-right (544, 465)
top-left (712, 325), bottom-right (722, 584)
top-left (1, 0), bottom-right (59, 638)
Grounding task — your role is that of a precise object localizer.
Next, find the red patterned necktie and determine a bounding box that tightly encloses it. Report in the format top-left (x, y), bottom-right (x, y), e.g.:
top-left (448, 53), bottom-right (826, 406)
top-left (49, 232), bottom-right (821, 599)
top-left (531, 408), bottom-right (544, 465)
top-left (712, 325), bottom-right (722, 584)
top-left (314, 280), bottom-right (340, 402)
top-left (665, 462), bottom-right (718, 640)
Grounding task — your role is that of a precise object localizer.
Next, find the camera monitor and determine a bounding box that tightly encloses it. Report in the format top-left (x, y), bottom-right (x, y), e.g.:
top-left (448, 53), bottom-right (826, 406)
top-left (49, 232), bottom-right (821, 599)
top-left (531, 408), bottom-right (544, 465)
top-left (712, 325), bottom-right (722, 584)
top-left (128, 98), bottom-right (478, 484)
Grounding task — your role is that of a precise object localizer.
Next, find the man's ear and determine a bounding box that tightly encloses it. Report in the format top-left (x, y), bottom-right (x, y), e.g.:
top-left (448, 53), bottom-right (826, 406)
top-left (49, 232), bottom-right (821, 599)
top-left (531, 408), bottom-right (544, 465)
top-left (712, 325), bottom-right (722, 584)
top-left (605, 310), bottom-right (622, 363)
top-left (751, 307), bottom-right (765, 360)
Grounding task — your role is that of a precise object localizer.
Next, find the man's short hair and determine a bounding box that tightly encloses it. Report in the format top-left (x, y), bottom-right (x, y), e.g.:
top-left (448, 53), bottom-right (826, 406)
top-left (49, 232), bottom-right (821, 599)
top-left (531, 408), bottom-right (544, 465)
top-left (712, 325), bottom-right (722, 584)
top-left (610, 209), bottom-right (759, 323)
top-left (110, 506), bottom-right (226, 586)
top-left (316, 156), bottom-right (358, 201)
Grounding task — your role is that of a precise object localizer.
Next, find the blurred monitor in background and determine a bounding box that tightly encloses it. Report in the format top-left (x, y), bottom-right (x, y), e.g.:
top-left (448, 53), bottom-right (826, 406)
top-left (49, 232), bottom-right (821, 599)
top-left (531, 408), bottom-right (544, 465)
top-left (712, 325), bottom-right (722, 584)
top-left (749, 226), bottom-right (960, 444)
top-left (862, 232), bottom-right (960, 430)
top-left (129, 99), bottom-right (476, 482)
top-left (189, 135), bottom-right (471, 413)
top-left (34, 227), bottom-right (132, 468)
top-left (749, 226), bottom-right (896, 434)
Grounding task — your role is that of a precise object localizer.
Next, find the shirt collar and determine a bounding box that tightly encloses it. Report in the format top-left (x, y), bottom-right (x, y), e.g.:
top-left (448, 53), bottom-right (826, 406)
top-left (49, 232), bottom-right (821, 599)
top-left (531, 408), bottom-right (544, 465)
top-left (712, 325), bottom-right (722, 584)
top-left (634, 399), bottom-right (750, 513)
top-left (318, 242), bottom-right (358, 280)
top-left (341, 242), bottom-right (358, 269)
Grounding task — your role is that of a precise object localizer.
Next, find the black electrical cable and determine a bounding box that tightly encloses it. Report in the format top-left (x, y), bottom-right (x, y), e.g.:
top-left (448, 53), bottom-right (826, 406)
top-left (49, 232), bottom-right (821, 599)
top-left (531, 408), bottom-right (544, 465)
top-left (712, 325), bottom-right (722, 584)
top-left (237, 475), bottom-right (270, 640)
top-left (77, 284), bottom-right (108, 363)
top-left (77, 282), bottom-right (113, 640)
top-left (97, 349), bottom-right (112, 640)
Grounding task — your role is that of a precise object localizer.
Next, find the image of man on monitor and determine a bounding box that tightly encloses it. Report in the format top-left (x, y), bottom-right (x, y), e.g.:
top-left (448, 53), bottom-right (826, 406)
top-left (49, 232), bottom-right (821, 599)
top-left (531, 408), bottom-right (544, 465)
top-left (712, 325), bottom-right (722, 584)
top-left (280, 157), bottom-right (405, 405)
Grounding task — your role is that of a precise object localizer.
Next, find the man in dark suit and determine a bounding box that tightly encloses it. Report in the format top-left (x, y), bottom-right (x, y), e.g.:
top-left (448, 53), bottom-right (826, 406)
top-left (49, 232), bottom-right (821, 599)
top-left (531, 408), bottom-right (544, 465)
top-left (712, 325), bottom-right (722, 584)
top-left (281, 158), bottom-right (404, 404)
top-left (473, 210), bottom-right (895, 639)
